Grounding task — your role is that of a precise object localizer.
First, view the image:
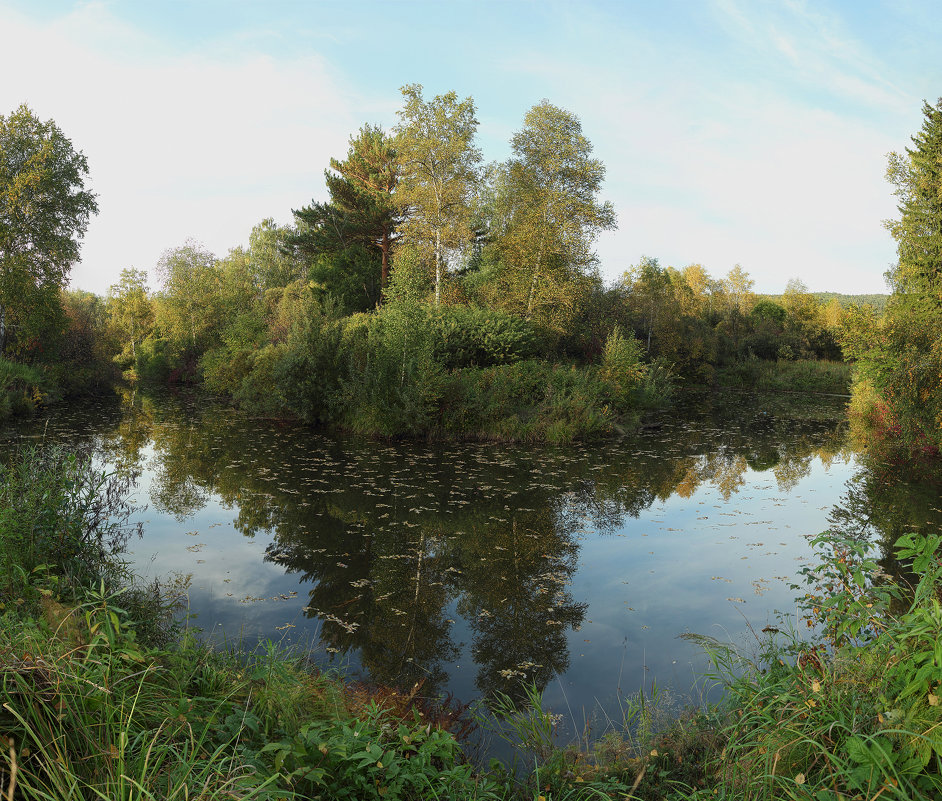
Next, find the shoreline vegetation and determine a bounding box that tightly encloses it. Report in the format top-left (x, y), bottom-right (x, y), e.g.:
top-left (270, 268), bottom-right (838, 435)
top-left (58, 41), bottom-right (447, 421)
top-left (2, 99), bottom-right (861, 443)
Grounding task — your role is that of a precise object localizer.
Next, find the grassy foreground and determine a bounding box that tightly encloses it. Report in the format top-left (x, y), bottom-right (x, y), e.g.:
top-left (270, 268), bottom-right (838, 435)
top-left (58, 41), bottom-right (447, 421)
top-left (2, 446), bottom-right (941, 799)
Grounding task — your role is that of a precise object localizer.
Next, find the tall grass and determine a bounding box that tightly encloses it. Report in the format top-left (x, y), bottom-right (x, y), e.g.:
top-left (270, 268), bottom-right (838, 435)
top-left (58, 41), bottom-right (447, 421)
top-left (715, 359), bottom-right (852, 395)
top-left (0, 357), bottom-right (50, 419)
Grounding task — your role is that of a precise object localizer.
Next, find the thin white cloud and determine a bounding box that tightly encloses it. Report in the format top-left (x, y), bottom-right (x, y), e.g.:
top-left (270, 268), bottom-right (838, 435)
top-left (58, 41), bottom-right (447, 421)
top-left (0, 0), bottom-right (926, 296)
top-left (711, 0), bottom-right (911, 114)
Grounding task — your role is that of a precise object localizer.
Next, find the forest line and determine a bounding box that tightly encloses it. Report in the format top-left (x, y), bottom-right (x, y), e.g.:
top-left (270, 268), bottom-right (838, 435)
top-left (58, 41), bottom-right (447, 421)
top-left (2, 88), bottom-right (864, 439)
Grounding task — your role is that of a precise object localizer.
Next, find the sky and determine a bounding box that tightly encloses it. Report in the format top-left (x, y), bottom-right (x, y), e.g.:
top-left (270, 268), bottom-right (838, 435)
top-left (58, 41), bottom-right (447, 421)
top-left (2, 0), bottom-right (940, 296)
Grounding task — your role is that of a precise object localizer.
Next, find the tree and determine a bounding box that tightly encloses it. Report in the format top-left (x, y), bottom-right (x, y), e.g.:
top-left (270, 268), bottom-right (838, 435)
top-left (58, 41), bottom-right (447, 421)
top-left (491, 101), bottom-right (616, 324)
top-left (154, 241), bottom-right (220, 354)
top-left (852, 98), bottom-right (942, 457)
top-left (247, 218), bottom-right (306, 291)
top-left (394, 85), bottom-right (481, 305)
top-left (327, 125), bottom-right (401, 289)
top-left (0, 104), bottom-right (98, 354)
top-left (623, 256), bottom-right (670, 353)
top-left (885, 100), bottom-right (942, 306)
top-left (723, 264), bottom-right (755, 315)
top-left (288, 126), bottom-right (400, 306)
top-left (108, 268), bottom-right (154, 368)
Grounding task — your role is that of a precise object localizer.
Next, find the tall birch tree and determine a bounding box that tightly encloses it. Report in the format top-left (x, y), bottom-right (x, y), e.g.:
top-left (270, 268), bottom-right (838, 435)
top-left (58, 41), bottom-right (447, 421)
top-left (394, 85), bottom-right (481, 304)
top-left (492, 101), bottom-right (615, 326)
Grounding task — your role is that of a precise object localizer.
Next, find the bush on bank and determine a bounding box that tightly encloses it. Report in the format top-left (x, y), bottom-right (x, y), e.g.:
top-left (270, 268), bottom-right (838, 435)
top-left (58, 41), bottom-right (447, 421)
top-left (219, 302), bottom-right (675, 442)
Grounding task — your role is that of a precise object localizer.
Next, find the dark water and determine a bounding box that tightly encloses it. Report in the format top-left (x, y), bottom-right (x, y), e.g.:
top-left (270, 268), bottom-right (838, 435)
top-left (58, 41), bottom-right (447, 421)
top-left (4, 388), bottom-right (863, 738)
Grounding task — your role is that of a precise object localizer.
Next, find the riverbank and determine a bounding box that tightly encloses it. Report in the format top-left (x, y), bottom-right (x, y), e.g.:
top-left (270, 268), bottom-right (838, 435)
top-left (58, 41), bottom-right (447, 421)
top-left (170, 355), bottom-right (849, 444)
top-left (3, 443), bottom-right (940, 799)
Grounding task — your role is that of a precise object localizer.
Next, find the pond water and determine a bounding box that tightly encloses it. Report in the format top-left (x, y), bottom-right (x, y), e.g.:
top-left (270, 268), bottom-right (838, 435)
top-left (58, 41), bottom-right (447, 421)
top-left (3, 388), bottom-right (860, 740)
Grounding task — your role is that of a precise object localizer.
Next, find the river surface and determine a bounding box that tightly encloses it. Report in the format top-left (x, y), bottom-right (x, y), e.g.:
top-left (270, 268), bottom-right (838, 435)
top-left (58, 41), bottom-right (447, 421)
top-left (3, 388), bottom-right (859, 739)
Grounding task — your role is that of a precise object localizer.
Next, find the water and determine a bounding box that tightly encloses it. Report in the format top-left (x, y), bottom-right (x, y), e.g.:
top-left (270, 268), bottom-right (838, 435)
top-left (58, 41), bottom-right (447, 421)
top-left (3, 387), bottom-right (857, 739)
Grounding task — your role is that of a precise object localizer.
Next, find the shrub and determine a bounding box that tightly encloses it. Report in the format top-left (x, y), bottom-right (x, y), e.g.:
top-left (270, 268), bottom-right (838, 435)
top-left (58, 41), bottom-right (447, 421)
top-left (599, 326), bottom-right (647, 410)
top-left (232, 343), bottom-right (290, 416)
top-left (687, 524), bottom-right (942, 798)
top-left (0, 446), bottom-right (142, 604)
top-left (0, 357), bottom-right (49, 419)
top-left (339, 302), bottom-right (443, 437)
top-left (430, 305), bottom-right (537, 369)
top-left (440, 360), bottom-right (619, 443)
top-left (715, 359), bottom-right (852, 395)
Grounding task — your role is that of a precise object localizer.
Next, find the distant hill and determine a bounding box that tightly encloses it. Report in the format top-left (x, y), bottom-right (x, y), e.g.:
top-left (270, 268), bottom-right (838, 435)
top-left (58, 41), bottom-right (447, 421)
top-left (812, 293), bottom-right (889, 312)
top-left (761, 292), bottom-right (890, 313)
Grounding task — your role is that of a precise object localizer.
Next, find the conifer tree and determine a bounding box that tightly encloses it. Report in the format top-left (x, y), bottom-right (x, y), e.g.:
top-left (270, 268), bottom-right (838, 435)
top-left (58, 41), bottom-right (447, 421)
top-left (848, 99), bottom-right (942, 457)
top-left (289, 125), bottom-right (400, 309)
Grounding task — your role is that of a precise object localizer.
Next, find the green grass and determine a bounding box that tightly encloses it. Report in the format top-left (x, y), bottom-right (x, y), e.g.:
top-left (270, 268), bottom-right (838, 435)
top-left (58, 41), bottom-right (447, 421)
top-left (715, 359), bottom-right (852, 395)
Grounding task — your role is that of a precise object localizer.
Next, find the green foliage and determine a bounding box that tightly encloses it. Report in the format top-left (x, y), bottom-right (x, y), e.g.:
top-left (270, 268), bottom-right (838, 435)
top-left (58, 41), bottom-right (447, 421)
top-left (0, 356), bottom-right (49, 419)
top-left (487, 101), bottom-right (616, 332)
top-left (288, 124), bottom-right (400, 304)
top-left (683, 523), bottom-right (942, 799)
top-left (135, 336), bottom-right (172, 384)
top-left (394, 84), bottom-right (482, 305)
top-left (599, 326), bottom-right (647, 407)
top-left (0, 104), bottom-right (98, 356)
top-left (231, 343), bottom-right (290, 416)
top-left (750, 299), bottom-right (787, 326)
top-left (53, 289), bottom-right (118, 395)
top-left (488, 681), bottom-right (558, 764)
top-left (309, 242), bottom-right (384, 313)
top-left (154, 241), bottom-right (222, 366)
top-left (384, 241), bottom-right (436, 304)
top-left (808, 292), bottom-right (890, 313)
top-left (439, 360), bottom-right (621, 443)
top-left (277, 314), bottom-right (356, 425)
top-left (714, 359), bottom-right (852, 395)
top-left (430, 305), bottom-right (537, 368)
top-left (0, 446), bottom-right (142, 605)
top-left (262, 703), bottom-right (482, 800)
top-left (107, 267), bottom-right (156, 378)
top-left (844, 99), bottom-right (942, 463)
top-left (340, 301), bottom-right (443, 437)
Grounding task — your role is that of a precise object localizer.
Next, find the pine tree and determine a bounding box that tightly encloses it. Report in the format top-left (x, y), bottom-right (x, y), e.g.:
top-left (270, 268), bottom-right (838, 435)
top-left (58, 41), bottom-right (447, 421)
top-left (849, 99), bottom-right (942, 459)
top-left (885, 99), bottom-right (942, 307)
top-left (288, 125), bottom-right (400, 309)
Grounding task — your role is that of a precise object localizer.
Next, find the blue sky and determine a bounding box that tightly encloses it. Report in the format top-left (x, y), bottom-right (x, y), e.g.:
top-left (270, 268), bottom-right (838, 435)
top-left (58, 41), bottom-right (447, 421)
top-left (2, 0), bottom-right (939, 295)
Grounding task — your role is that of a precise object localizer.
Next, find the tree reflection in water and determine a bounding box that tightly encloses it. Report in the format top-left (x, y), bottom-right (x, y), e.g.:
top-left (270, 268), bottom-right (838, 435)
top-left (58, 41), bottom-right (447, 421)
top-left (2, 388), bottom-right (858, 709)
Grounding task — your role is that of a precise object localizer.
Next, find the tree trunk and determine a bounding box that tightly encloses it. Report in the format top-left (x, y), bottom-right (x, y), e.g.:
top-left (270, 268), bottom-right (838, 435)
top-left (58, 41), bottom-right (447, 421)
top-left (434, 230), bottom-right (441, 305)
top-left (526, 244), bottom-right (545, 318)
top-left (380, 230), bottom-right (390, 291)
top-left (0, 303), bottom-right (5, 355)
